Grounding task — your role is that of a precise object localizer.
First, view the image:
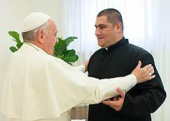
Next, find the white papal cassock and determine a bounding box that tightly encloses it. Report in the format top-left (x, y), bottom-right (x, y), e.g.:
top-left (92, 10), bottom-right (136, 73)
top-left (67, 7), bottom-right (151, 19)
top-left (0, 43), bottom-right (137, 121)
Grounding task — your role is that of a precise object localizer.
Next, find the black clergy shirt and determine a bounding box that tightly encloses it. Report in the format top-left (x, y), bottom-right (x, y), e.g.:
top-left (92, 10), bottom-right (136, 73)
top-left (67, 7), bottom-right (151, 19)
top-left (87, 37), bottom-right (166, 121)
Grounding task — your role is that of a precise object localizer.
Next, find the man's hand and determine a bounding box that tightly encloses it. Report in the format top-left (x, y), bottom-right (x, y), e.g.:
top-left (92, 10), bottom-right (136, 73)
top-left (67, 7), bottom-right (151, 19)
top-left (102, 88), bottom-right (125, 111)
top-left (83, 59), bottom-right (89, 71)
top-left (132, 61), bottom-right (155, 83)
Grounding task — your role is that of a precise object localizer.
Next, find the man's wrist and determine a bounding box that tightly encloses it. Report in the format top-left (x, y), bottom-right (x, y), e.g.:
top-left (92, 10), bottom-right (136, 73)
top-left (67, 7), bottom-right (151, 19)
top-left (130, 74), bottom-right (137, 85)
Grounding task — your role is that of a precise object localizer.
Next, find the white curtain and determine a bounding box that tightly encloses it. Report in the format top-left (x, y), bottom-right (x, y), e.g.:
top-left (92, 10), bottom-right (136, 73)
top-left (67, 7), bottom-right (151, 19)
top-left (61, 0), bottom-right (170, 121)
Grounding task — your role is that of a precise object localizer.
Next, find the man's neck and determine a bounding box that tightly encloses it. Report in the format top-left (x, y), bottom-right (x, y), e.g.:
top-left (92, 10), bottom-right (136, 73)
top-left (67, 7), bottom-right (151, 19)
top-left (28, 41), bottom-right (43, 50)
top-left (106, 35), bottom-right (124, 48)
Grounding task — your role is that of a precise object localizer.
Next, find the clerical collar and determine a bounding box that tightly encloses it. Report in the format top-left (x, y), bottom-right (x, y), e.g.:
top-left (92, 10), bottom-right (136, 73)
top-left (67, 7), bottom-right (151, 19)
top-left (104, 37), bottom-right (129, 51)
top-left (105, 48), bottom-right (108, 50)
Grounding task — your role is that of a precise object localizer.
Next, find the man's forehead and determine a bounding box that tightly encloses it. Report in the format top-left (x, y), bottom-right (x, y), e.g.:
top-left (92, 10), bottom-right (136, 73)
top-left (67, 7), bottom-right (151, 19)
top-left (96, 16), bottom-right (107, 21)
top-left (95, 16), bottom-right (111, 26)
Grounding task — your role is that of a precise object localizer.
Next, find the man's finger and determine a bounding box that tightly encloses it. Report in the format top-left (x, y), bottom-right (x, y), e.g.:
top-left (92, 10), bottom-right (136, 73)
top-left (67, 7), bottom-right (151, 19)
top-left (148, 68), bottom-right (154, 75)
top-left (117, 88), bottom-right (125, 98)
top-left (136, 60), bottom-right (142, 69)
top-left (149, 75), bottom-right (156, 80)
top-left (145, 64), bottom-right (152, 70)
top-left (102, 100), bottom-right (113, 106)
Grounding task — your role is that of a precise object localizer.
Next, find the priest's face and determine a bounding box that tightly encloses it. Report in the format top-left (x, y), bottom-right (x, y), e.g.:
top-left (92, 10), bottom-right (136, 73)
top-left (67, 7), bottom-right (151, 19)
top-left (43, 20), bottom-right (58, 55)
top-left (95, 16), bottom-right (119, 48)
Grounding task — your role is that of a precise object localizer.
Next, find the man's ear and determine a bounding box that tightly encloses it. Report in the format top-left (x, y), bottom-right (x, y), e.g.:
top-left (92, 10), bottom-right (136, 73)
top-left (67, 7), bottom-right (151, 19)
top-left (37, 29), bottom-right (44, 44)
top-left (115, 22), bottom-right (122, 32)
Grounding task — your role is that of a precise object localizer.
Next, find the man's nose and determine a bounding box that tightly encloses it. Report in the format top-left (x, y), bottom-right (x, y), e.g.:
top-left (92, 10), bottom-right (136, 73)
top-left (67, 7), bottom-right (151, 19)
top-left (95, 29), bottom-right (101, 35)
top-left (55, 37), bottom-right (59, 43)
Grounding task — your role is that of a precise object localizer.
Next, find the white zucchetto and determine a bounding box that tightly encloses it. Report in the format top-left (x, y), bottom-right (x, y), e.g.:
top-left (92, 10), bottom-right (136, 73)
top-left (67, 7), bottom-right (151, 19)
top-left (21, 12), bottom-right (50, 32)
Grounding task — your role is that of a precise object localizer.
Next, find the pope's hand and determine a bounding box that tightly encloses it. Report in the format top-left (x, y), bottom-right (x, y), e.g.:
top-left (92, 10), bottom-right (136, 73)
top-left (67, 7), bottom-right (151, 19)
top-left (132, 61), bottom-right (155, 84)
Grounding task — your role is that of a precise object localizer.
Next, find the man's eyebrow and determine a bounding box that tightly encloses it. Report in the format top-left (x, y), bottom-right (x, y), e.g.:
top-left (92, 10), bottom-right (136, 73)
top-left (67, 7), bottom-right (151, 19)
top-left (95, 24), bottom-right (107, 28)
top-left (54, 31), bottom-right (58, 35)
top-left (54, 32), bottom-right (58, 37)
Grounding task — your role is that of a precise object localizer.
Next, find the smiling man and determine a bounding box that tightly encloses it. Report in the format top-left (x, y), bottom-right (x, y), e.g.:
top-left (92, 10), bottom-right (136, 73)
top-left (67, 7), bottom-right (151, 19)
top-left (87, 8), bottom-right (166, 121)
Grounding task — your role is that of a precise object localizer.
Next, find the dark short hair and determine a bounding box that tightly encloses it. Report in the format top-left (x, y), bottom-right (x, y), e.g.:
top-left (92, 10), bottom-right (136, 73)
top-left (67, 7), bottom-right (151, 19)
top-left (97, 8), bottom-right (124, 31)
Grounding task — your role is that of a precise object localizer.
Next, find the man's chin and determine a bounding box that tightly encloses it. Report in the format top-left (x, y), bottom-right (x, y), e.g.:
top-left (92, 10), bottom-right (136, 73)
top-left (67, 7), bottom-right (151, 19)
top-left (98, 43), bottom-right (104, 48)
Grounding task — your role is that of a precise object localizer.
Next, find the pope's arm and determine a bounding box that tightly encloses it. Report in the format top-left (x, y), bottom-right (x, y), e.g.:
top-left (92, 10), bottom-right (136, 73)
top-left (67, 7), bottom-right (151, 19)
top-left (79, 61), bottom-right (155, 105)
top-left (74, 64), bottom-right (136, 104)
top-left (75, 60), bottom-right (89, 72)
top-left (41, 57), bottom-right (154, 111)
top-left (81, 74), bottom-right (137, 104)
top-left (75, 65), bottom-right (86, 72)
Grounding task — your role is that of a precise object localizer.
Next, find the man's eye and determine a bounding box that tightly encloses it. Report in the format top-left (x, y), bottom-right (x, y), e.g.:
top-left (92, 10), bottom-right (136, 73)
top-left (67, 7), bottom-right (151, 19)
top-left (100, 26), bottom-right (106, 29)
top-left (54, 34), bottom-right (57, 38)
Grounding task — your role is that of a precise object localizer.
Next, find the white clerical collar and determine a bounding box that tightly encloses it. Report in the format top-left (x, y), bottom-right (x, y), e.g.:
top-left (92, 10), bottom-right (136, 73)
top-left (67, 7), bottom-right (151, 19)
top-left (24, 42), bottom-right (47, 54)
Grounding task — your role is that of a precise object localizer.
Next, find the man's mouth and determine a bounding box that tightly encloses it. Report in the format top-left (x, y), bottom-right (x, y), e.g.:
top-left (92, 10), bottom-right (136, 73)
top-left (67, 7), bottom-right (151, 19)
top-left (97, 36), bottom-right (104, 40)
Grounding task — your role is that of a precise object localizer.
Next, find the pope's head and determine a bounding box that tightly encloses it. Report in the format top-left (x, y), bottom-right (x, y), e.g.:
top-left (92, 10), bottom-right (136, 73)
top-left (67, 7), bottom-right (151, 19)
top-left (21, 12), bottom-right (58, 55)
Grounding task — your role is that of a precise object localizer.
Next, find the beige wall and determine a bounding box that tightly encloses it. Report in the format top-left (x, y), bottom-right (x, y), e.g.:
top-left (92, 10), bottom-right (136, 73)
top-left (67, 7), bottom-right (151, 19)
top-left (0, 0), bottom-right (62, 120)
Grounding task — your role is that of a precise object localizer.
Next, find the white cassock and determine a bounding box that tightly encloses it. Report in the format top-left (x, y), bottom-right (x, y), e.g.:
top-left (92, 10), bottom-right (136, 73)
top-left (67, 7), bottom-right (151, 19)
top-left (0, 43), bottom-right (137, 121)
